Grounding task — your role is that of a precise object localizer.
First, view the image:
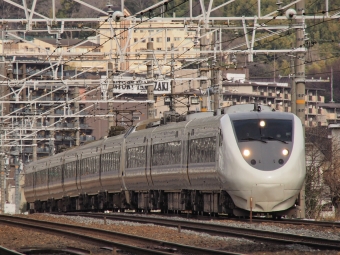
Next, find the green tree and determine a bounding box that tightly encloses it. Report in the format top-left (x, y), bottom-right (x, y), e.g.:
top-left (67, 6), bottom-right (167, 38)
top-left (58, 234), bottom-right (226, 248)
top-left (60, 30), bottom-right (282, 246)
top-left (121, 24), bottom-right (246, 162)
top-left (108, 126), bottom-right (126, 137)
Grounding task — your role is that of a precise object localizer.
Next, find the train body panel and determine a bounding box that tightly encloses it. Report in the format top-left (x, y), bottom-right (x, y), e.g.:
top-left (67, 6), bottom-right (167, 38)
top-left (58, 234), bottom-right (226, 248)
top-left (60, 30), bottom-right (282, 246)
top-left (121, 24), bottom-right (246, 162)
top-left (24, 164), bottom-right (35, 203)
top-left (63, 149), bottom-right (80, 198)
top-left (101, 135), bottom-right (124, 192)
top-left (47, 154), bottom-right (65, 200)
top-left (24, 104), bottom-right (306, 216)
top-left (124, 128), bottom-right (154, 190)
top-left (77, 139), bottom-right (104, 195)
top-left (186, 117), bottom-right (222, 190)
top-left (148, 121), bottom-right (190, 190)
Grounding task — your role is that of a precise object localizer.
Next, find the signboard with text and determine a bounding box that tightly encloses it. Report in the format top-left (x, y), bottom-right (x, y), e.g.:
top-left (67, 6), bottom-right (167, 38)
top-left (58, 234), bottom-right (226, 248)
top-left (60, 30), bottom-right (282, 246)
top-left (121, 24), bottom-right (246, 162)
top-left (103, 77), bottom-right (171, 95)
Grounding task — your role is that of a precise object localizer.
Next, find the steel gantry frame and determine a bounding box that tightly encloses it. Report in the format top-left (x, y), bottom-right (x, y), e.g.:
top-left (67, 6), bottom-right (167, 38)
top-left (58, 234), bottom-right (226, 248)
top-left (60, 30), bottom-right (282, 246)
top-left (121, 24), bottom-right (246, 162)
top-left (1, 0), bottom-right (339, 215)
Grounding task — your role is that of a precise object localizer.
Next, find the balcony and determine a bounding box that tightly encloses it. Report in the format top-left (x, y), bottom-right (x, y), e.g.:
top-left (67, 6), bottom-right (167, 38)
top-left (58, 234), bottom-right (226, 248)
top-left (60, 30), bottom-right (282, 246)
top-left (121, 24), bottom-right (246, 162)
top-left (307, 108), bottom-right (317, 115)
top-left (55, 123), bottom-right (75, 128)
top-left (55, 109), bottom-right (74, 115)
top-left (80, 136), bottom-right (95, 142)
top-left (23, 147), bottom-right (33, 153)
top-left (37, 147), bottom-right (50, 153)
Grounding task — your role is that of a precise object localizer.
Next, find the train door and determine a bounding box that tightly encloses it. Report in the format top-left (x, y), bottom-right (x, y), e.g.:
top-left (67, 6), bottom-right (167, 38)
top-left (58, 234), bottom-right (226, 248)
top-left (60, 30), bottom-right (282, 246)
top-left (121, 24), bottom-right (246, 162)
top-left (145, 138), bottom-right (153, 186)
top-left (119, 139), bottom-right (127, 191)
top-left (61, 157), bottom-right (66, 197)
top-left (76, 153), bottom-right (83, 193)
top-left (46, 162), bottom-right (51, 198)
top-left (185, 131), bottom-right (192, 186)
top-left (99, 148), bottom-right (103, 188)
top-left (33, 166), bottom-right (37, 201)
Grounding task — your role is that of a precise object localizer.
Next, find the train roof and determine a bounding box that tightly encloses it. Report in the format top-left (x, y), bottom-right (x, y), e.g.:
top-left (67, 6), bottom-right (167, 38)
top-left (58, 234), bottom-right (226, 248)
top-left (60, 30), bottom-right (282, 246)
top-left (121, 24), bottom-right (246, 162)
top-left (25, 103), bottom-right (295, 173)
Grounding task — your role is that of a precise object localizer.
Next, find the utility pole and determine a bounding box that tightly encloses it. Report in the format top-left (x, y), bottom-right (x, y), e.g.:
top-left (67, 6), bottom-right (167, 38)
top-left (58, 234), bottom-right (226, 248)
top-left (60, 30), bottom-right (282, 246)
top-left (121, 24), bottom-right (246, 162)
top-left (15, 159), bottom-right (22, 214)
top-left (74, 86), bottom-right (80, 146)
top-left (295, 0), bottom-right (306, 218)
top-left (1, 60), bottom-right (6, 213)
top-left (0, 125), bottom-right (4, 214)
top-left (49, 88), bottom-right (55, 156)
top-left (290, 53), bottom-right (296, 115)
top-left (200, 26), bottom-right (209, 112)
top-left (212, 34), bottom-right (222, 115)
top-left (108, 62), bottom-right (114, 130)
top-left (212, 66), bottom-right (222, 115)
top-left (170, 46), bottom-right (175, 112)
top-left (146, 41), bottom-right (155, 119)
top-left (330, 67), bottom-right (334, 103)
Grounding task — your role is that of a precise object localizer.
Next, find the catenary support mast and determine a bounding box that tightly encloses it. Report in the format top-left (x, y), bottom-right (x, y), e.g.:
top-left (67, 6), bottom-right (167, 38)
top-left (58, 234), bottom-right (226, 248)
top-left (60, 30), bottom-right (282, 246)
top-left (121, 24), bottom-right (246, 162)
top-left (295, 0), bottom-right (306, 218)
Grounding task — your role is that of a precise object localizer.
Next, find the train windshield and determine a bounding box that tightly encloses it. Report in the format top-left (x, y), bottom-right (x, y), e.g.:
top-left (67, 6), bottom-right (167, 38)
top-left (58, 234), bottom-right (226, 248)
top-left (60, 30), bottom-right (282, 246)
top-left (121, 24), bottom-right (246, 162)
top-left (233, 119), bottom-right (292, 142)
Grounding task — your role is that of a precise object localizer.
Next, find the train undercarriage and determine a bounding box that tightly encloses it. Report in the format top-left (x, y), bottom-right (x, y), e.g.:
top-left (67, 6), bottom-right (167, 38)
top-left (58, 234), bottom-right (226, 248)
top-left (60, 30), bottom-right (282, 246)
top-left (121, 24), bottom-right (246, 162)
top-left (29, 190), bottom-right (236, 215)
top-left (29, 189), bottom-right (300, 218)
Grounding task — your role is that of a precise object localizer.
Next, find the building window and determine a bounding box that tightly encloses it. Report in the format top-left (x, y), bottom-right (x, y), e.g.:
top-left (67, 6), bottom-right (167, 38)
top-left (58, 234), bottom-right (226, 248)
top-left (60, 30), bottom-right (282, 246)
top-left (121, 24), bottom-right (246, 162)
top-left (134, 38), bottom-right (138, 43)
top-left (174, 37), bottom-right (181, 41)
top-left (157, 47), bottom-right (162, 50)
top-left (156, 37), bottom-right (162, 43)
top-left (45, 47), bottom-right (50, 50)
top-left (150, 38), bottom-right (154, 42)
top-left (167, 37), bottom-right (171, 42)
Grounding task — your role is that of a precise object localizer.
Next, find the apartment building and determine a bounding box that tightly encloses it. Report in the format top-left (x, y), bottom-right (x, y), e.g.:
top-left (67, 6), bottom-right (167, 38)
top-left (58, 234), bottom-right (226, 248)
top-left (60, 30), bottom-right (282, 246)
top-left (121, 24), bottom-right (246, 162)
top-left (1, 38), bottom-right (102, 68)
top-left (99, 11), bottom-right (196, 74)
top-left (221, 69), bottom-right (330, 127)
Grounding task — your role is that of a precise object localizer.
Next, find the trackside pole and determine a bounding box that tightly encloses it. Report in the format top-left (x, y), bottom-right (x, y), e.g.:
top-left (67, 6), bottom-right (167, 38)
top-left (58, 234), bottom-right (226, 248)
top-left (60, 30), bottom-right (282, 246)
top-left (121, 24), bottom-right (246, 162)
top-left (250, 197), bottom-right (253, 224)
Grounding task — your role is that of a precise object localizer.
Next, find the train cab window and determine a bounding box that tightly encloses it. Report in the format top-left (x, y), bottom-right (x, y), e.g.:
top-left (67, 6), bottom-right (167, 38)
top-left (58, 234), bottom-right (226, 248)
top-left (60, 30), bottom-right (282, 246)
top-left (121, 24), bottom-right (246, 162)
top-left (233, 119), bottom-right (292, 142)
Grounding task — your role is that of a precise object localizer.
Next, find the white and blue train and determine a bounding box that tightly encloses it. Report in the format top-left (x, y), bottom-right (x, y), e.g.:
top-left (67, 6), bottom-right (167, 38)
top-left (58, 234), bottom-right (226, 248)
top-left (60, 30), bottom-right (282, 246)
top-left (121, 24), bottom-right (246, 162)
top-left (24, 104), bottom-right (306, 217)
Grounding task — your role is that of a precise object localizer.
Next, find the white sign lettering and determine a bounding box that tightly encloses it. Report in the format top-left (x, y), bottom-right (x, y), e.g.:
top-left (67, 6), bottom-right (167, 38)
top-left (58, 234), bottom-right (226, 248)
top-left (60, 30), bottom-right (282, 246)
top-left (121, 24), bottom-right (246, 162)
top-left (102, 77), bottom-right (171, 94)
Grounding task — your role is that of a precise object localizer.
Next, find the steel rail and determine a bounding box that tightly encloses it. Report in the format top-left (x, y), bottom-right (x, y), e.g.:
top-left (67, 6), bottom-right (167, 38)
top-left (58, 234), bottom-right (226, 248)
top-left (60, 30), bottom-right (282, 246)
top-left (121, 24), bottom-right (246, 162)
top-left (222, 217), bottom-right (340, 228)
top-left (0, 215), bottom-right (241, 255)
top-left (65, 212), bottom-right (340, 251)
top-left (0, 246), bottom-right (24, 255)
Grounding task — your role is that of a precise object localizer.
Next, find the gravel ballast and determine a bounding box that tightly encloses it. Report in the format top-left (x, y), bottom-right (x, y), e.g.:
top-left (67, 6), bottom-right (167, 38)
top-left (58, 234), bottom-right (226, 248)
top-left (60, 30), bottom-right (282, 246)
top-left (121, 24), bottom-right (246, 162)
top-left (1, 213), bottom-right (340, 255)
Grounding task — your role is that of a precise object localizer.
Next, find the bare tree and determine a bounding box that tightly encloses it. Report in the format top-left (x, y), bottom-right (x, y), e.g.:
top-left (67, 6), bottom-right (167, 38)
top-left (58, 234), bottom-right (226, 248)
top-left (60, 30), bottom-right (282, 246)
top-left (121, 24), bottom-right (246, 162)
top-left (305, 140), bottom-right (326, 219)
top-left (305, 126), bottom-right (339, 219)
top-left (323, 131), bottom-right (340, 218)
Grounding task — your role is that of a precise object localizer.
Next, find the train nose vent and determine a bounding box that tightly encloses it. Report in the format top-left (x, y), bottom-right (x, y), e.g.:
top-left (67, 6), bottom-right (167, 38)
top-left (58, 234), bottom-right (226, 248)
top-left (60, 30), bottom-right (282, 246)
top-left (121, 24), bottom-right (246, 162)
top-left (250, 159), bottom-right (256, 165)
top-left (278, 159), bottom-right (284, 165)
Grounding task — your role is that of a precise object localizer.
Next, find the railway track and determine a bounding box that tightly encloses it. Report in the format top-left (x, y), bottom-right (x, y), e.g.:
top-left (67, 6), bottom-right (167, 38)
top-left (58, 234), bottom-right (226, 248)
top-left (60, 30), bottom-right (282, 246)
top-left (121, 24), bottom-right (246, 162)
top-left (233, 217), bottom-right (340, 228)
top-left (59, 212), bottom-right (340, 251)
top-left (0, 215), bottom-right (241, 255)
top-left (0, 246), bottom-right (24, 255)
top-left (121, 212), bottom-right (340, 229)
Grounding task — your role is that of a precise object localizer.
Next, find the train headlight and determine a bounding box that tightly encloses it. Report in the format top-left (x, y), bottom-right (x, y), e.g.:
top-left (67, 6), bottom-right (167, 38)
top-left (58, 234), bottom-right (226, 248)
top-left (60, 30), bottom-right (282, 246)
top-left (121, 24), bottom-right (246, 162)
top-left (282, 149), bottom-right (289, 156)
top-left (259, 120), bottom-right (266, 127)
top-left (243, 149), bottom-right (251, 157)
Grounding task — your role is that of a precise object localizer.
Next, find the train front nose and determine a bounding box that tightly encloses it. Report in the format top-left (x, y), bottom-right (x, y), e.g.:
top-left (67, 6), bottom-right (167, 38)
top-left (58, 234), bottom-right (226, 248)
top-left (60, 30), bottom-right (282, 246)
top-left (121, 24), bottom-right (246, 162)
top-left (248, 183), bottom-right (299, 212)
